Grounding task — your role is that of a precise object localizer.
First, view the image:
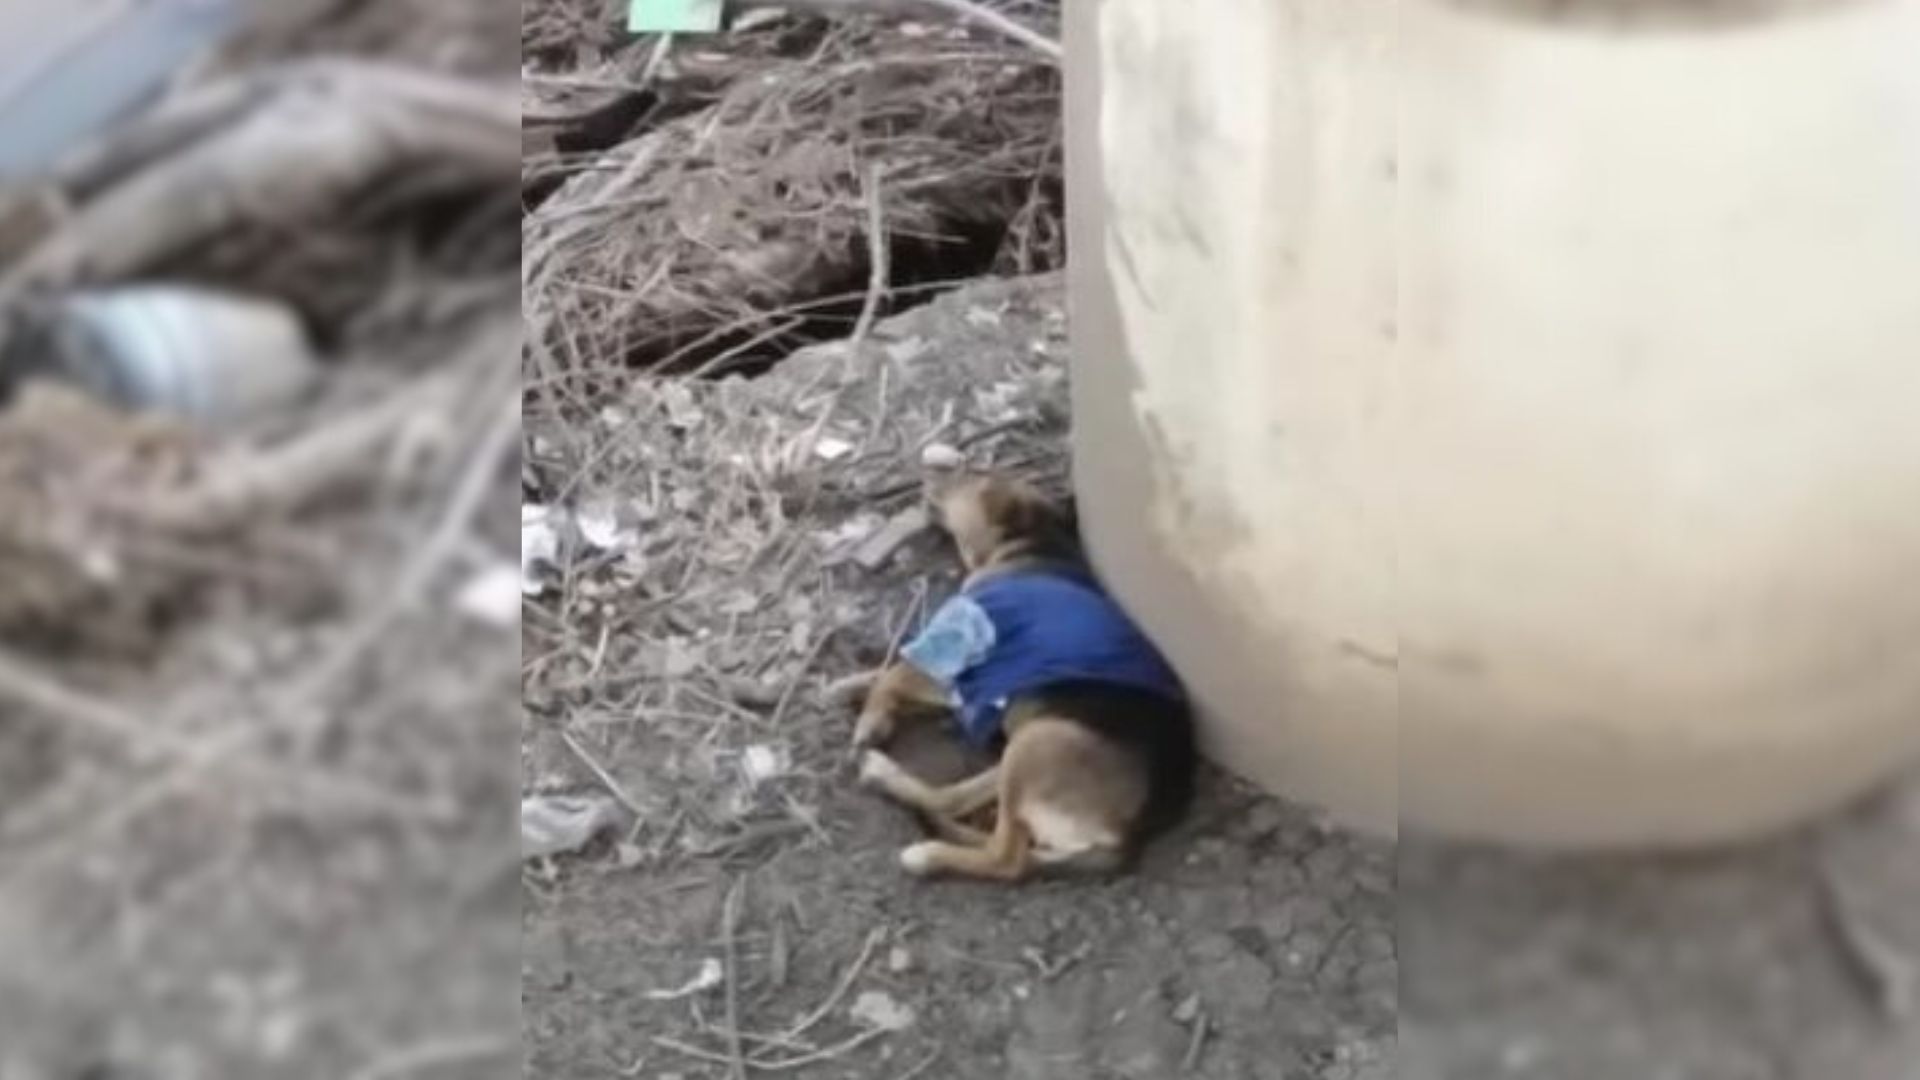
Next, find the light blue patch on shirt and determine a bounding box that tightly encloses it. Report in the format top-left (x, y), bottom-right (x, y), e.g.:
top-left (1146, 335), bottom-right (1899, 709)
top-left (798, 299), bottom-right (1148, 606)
top-left (900, 595), bottom-right (996, 697)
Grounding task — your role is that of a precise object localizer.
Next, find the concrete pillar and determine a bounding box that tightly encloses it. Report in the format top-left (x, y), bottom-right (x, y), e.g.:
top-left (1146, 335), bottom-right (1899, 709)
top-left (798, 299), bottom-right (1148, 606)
top-left (1067, 0), bottom-right (1920, 847)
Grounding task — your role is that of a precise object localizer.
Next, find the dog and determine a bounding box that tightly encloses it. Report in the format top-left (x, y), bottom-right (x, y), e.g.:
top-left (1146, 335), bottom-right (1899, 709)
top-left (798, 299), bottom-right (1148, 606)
top-left (851, 473), bottom-right (1196, 881)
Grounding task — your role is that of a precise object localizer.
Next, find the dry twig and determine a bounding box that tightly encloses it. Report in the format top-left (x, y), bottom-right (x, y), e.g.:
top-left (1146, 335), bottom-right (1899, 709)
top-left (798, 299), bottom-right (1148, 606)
top-left (8, 60), bottom-right (516, 290)
top-left (850, 163), bottom-right (890, 351)
top-left (919, 0), bottom-right (1061, 60)
top-left (561, 729), bottom-right (648, 818)
top-left (1819, 861), bottom-right (1916, 1023)
top-left (783, 926), bottom-right (885, 1041)
top-left (346, 1033), bottom-right (517, 1080)
top-left (0, 645), bottom-right (175, 762)
top-left (723, 875), bottom-right (751, 1080)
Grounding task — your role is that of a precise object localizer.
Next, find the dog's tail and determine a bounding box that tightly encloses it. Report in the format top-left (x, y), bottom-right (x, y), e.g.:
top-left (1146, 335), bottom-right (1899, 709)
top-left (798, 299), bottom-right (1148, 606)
top-left (1031, 844), bottom-right (1127, 875)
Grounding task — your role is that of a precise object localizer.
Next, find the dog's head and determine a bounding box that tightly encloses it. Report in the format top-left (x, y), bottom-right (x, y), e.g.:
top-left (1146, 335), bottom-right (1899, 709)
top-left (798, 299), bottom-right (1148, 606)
top-left (928, 473), bottom-right (1072, 572)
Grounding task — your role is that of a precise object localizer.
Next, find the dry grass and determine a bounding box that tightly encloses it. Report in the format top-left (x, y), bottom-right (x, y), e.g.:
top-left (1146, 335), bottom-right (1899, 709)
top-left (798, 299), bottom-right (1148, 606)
top-left (523, 3), bottom-right (1063, 388)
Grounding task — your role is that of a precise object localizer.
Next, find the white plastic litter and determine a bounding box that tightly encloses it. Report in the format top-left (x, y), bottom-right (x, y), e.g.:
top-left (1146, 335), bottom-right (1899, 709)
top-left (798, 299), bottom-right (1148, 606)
top-left (454, 563), bottom-right (522, 628)
top-left (813, 435), bottom-right (855, 461)
top-left (644, 958), bottom-right (724, 1001)
top-left (575, 496), bottom-right (637, 551)
top-left (521, 504), bottom-right (563, 595)
top-left (740, 744), bottom-right (789, 786)
top-left (919, 442), bottom-right (964, 469)
top-left (850, 990), bottom-right (915, 1031)
top-left (521, 794), bottom-right (623, 859)
top-left (816, 511), bottom-right (885, 555)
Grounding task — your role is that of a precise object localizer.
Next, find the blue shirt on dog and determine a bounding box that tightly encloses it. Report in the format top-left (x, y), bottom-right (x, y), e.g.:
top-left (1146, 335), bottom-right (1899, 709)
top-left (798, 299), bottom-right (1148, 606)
top-left (899, 569), bottom-right (1186, 749)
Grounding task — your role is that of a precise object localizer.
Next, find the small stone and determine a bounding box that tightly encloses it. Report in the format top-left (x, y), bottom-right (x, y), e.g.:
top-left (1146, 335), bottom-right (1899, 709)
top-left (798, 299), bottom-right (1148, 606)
top-left (887, 946), bottom-right (913, 973)
top-left (1171, 993), bottom-right (1200, 1024)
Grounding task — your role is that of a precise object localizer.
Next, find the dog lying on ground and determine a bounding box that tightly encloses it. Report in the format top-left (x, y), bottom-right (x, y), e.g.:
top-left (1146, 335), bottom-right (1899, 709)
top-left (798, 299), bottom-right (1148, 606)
top-left (851, 473), bottom-right (1196, 881)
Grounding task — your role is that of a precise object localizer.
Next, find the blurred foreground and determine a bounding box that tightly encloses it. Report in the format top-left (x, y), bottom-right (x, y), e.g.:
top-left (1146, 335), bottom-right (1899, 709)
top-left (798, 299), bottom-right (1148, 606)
top-left (0, 2), bottom-right (521, 1076)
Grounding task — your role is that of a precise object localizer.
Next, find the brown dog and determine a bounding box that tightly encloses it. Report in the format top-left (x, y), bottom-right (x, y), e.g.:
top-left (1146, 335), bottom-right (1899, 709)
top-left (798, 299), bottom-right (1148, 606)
top-left (852, 474), bottom-right (1195, 881)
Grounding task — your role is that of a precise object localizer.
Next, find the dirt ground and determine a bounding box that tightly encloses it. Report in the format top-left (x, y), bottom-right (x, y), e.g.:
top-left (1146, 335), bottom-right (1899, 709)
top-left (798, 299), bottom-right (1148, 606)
top-left (1401, 777), bottom-right (1920, 1080)
top-left (520, 276), bottom-right (1398, 1080)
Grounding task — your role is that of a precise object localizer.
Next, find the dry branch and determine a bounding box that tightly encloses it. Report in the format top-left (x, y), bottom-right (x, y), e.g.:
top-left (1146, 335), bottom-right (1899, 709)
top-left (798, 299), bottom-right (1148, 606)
top-left (6, 60), bottom-right (517, 291)
top-left (748, 0), bottom-right (1061, 60)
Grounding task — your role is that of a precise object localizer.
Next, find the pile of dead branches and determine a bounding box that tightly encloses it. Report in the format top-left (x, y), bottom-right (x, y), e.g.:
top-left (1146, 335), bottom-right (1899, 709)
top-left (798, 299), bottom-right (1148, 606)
top-left (0, 7), bottom-right (522, 657)
top-left (1, 58), bottom-right (518, 337)
top-left (522, 1), bottom-right (1063, 381)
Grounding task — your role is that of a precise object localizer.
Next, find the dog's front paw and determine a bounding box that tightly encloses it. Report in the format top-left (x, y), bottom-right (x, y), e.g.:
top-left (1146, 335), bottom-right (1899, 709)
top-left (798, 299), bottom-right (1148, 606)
top-left (898, 842), bottom-right (940, 877)
top-left (857, 750), bottom-right (897, 790)
top-left (821, 670), bottom-right (877, 707)
top-left (851, 710), bottom-right (894, 749)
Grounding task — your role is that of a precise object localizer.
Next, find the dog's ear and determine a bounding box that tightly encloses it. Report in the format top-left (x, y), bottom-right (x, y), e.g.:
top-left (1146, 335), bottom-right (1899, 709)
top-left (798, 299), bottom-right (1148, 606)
top-left (980, 479), bottom-right (1045, 539)
top-left (1055, 494), bottom-right (1080, 534)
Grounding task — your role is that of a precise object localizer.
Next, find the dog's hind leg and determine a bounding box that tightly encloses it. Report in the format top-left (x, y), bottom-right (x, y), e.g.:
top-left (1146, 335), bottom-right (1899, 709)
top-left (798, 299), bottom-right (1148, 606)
top-left (859, 753), bottom-right (999, 816)
top-left (898, 767), bottom-right (1035, 881)
top-left (859, 753), bottom-right (1000, 842)
top-left (919, 813), bottom-right (991, 846)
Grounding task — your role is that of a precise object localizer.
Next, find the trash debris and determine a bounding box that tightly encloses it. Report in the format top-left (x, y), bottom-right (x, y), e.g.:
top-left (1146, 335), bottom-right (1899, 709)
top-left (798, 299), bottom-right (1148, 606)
top-left (919, 442), bottom-right (964, 470)
top-left (453, 563), bottom-right (522, 628)
top-left (521, 793), bottom-right (624, 859)
top-left (575, 496), bottom-right (637, 551)
top-left (521, 504), bottom-right (563, 595)
top-left (5, 287), bottom-right (319, 425)
top-left (0, 0), bottom-right (238, 183)
top-left (817, 511), bottom-right (886, 559)
top-left (740, 744), bottom-right (790, 786)
top-left (887, 946), bottom-right (913, 974)
top-left (813, 435), bottom-right (855, 461)
top-left (850, 989), bottom-right (915, 1032)
top-left (644, 958), bottom-right (725, 1001)
top-left (0, 187), bottom-right (63, 267)
top-left (658, 638), bottom-right (701, 679)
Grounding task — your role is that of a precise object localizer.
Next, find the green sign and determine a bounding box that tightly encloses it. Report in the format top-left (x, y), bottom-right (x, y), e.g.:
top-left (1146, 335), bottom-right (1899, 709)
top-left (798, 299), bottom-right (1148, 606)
top-left (629, 0), bottom-right (724, 33)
